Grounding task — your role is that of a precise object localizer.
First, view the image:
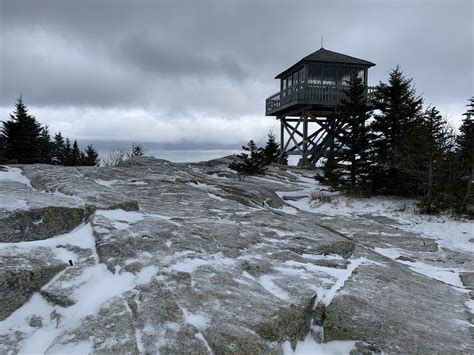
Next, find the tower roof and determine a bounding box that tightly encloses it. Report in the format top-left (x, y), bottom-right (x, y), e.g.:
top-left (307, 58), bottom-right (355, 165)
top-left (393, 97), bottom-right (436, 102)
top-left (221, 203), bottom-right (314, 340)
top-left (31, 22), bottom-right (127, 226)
top-left (275, 48), bottom-right (375, 79)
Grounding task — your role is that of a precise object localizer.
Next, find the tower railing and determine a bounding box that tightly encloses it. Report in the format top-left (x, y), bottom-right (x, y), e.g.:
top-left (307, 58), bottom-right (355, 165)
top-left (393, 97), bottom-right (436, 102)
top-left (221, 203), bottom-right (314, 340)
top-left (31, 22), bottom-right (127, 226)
top-left (265, 83), bottom-right (376, 115)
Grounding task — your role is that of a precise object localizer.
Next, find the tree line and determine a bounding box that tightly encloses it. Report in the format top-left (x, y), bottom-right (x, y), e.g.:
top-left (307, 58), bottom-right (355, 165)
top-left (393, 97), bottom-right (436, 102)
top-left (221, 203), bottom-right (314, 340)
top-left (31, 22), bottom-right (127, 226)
top-left (231, 66), bottom-right (473, 216)
top-left (319, 67), bottom-right (473, 216)
top-left (0, 97), bottom-right (100, 166)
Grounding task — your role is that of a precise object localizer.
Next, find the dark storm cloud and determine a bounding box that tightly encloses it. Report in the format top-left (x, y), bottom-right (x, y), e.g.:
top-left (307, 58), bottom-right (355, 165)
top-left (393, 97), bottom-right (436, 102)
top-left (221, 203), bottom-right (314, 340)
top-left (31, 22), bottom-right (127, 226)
top-left (0, 0), bottom-right (472, 142)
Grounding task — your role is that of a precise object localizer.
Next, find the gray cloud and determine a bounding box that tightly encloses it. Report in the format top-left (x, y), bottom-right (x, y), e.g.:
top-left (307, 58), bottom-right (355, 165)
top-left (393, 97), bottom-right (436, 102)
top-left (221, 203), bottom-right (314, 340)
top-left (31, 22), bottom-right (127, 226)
top-left (118, 31), bottom-right (250, 80)
top-left (0, 0), bottom-right (472, 144)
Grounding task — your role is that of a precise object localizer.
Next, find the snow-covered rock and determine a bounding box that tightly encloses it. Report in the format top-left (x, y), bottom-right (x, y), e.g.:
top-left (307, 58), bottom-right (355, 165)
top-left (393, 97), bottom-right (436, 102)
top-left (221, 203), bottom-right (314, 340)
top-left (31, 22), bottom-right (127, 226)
top-left (0, 179), bottom-right (85, 243)
top-left (0, 157), bottom-right (472, 354)
top-left (0, 246), bottom-right (66, 320)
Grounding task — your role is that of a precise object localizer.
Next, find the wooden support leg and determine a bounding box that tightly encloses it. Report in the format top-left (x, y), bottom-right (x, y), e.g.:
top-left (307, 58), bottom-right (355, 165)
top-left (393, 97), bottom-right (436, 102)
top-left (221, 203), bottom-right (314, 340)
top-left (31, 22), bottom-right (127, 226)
top-left (278, 116), bottom-right (288, 163)
top-left (302, 112), bottom-right (308, 165)
top-left (280, 118), bottom-right (284, 162)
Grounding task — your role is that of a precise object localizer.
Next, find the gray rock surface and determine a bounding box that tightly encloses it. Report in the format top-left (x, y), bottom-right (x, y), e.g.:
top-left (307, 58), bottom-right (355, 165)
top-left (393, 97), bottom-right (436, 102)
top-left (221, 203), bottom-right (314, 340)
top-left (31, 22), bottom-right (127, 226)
top-left (324, 246), bottom-right (473, 353)
top-left (21, 164), bottom-right (139, 213)
top-left (0, 157), bottom-right (472, 354)
top-left (0, 247), bottom-right (66, 320)
top-left (0, 180), bottom-right (85, 242)
top-left (40, 245), bottom-right (97, 307)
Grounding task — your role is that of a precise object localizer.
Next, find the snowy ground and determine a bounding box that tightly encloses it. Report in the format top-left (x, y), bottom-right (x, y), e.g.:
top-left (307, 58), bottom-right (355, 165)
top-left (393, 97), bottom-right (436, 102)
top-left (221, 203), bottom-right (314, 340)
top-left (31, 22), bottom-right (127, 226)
top-left (1, 160), bottom-right (472, 354)
top-left (1, 223), bottom-right (160, 354)
top-left (267, 169), bottom-right (473, 255)
top-left (263, 167), bottom-right (474, 325)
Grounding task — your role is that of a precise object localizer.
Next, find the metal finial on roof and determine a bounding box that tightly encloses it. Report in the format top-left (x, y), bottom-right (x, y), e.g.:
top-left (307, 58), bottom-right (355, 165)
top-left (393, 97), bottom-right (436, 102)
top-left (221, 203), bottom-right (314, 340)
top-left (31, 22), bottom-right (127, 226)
top-left (321, 36), bottom-right (324, 48)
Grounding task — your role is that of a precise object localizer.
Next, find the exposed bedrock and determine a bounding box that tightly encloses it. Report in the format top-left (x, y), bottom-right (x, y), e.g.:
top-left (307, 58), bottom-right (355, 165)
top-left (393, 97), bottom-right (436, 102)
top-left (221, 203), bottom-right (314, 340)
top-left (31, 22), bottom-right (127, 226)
top-left (0, 247), bottom-right (66, 320)
top-left (45, 296), bottom-right (141, 354)
top-left (0, 207), bottom-right (85, 243)
top-left (21, 164), bottom-right (139, 213)
top-left (0, 157), bottom-right (472, 353)
top-left (40, 245), bottom-right (97, 307)
top-left (0, 180), bottom-right (85, 242)
top-left (323, 247), bottom-right (473, 353)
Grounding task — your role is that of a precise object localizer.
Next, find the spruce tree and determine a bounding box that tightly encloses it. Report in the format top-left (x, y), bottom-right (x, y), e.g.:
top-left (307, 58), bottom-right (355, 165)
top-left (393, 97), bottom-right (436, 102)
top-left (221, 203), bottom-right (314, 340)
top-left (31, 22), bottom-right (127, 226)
top-left (1, 97), bottom-right (45, 163)
top-left (52, 132), bottom-right (66, 165)
top-left (370, 66), bottom-right (423, 195)
top-left (39, 125), bottom-right (53, 164)
top-left (70, 140), bottom-right (82, 166)
top-left (0, 133), bottom-right (6, 164)
top-left (339, 72), bottom-right (373, 193)
top-left (229, 140), bottom-right (268, 180)
top-left (64, 138), bottom-right (72, 166)
top-left (82, 145), bottom-right (100, 166)
top-left (320, 72), bottom-right (373, 194)
top-left (401, 107), bottom-right (453, 212)
top-left (456, 97), bottom-right (474, 213)
top-left (263, 133), bottom-right (281, 164)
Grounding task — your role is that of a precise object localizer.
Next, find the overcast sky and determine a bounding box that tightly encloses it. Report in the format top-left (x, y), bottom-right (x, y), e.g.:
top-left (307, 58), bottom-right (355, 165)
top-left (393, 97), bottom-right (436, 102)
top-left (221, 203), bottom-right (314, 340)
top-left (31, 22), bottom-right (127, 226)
top-left (0, 0), bottom-right (472, 147)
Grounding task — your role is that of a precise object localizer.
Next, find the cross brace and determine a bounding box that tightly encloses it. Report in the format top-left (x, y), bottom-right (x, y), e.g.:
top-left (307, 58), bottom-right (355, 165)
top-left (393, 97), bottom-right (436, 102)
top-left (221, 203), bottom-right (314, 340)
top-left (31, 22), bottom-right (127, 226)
top-left (278, 111), bottom-right (340, 166)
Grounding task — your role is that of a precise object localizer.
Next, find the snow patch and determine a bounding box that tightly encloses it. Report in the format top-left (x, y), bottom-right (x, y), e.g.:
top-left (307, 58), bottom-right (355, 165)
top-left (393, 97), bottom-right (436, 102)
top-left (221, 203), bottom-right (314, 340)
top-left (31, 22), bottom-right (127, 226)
top-left (181, 307), bottom-right (209, 329)
top-left (276, 173), bottom-right (473, 256)
top-left (95, 209), bottom-right (146, 223)
top-left (1, 221), bottom-right (159, 355)
top-left (208, 192), bottom-right (226, 201)
top-left (0, 198), bottom-right (28, 211)
top-left (258, 275), bottom-right (290, 300)
top-left (5, 263), bottom-right (158, 355)
top-left (400, 260), bottom-right (464, 288)
top-left (0, 223), bottom-right (97, 263)
top-left (128, 180), bottom-right (148, 185)
top-left (94, 179), bottom-right (119, 188)
top-left (466, 299), bottom-right (474, 316)
top-left (374, 247), bottom-right (465, 288)
top-left (0, 167), bottom-right (33, 188)
top-left (373, 247), bottom-right (402, 260)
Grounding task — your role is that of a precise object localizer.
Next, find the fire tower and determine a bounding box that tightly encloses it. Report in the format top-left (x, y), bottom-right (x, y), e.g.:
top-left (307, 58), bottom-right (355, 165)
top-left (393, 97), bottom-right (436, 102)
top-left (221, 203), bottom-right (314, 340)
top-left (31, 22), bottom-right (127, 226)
top-left (265, 47), bottom-right (375, 166)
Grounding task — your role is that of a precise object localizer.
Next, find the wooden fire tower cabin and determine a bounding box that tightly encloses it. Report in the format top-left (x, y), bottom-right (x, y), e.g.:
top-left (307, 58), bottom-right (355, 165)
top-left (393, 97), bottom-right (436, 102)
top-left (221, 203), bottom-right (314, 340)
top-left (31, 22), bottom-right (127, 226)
top-left (265, 47), bottom-right (376, 166)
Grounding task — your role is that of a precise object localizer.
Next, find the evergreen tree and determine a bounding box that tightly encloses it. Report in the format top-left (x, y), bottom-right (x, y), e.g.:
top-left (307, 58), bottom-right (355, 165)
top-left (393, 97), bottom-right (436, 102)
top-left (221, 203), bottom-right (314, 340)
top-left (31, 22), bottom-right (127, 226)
top-left (263, 133), bottom-right (281, 164)
top-left (456, 97), bottom-right (474, 213)
top-left (0, 133), bottom-right (6, 164)
top-left (1, 97), bottom-right (45, 163)
top-left (229, 140), bottom-right (268, 180)
top-left (82, 145), bottom-right (100, 166)
top-left (70, 140), bottom-right (82, 166)
top-left (52, 132), bottom-right (66, 165)
top-left (464, 96), bottom-right (474, 117)
top-left (0, 98), bottom-right (89, 167)
top-left (370, 66), bottom-right (423, 195)
top-left (64, 138), bottom-right (72, 166)
top-left (401, 107), bottom-right (453, 212)
top-left (39, 125), bottom-right (53, 164)
top-left (318, 72), bottom-right (373, 194)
